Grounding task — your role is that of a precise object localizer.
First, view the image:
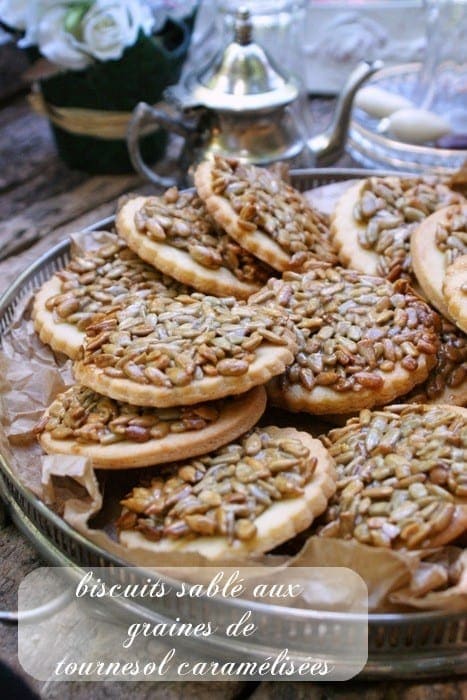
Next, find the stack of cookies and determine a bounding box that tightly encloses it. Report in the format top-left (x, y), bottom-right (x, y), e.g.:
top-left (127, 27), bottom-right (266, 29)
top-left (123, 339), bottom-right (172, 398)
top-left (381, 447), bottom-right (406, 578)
top-left (31, 157), bottom-right (466, 573)
top-left (330, 173), bottom-right (467, 408)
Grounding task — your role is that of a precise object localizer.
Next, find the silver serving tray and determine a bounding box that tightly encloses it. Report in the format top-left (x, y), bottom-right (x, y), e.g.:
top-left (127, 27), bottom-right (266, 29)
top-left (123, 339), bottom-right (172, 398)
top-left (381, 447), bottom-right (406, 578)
top-left (0, 168), bottom-right (466, 679)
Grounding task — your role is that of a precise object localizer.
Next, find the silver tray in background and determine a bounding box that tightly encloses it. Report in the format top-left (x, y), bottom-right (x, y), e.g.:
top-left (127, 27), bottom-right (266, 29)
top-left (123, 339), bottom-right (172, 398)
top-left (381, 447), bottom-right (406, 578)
top-left (348, 63), bottom-right (467, 175)
top-left (0, 168), bottom-right (466, 680)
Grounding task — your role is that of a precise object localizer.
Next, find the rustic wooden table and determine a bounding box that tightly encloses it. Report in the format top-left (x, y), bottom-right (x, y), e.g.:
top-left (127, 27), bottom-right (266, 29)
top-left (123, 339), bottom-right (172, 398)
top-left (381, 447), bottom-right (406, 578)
top-left (0, 67), bottom-right (465, 699)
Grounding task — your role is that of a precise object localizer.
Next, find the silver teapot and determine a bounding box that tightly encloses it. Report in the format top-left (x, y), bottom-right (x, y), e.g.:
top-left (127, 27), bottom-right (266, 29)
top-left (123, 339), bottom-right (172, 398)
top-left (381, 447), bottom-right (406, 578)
top-left (127, 8), bottom-right (381, 187)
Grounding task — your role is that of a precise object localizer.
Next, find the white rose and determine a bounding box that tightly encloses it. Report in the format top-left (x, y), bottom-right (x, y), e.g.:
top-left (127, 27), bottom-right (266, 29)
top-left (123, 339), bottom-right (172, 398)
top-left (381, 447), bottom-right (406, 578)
top-left (36, 0), bottom-right (154, 70)
top-left (0, 0), bottom-right (31, 30)
top-left (37, 5), bottom-right (93, 70)
top-left (81, 0), bottom-right (154, 62)
top-left (20, 0), bottom-right (68, 48)
top-left (0, 0), bottom-right (66, 46)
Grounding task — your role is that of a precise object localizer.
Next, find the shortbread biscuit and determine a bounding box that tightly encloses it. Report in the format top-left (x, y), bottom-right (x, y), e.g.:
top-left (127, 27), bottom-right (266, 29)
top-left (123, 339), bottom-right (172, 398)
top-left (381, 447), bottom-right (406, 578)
top-left (319, 404), bottom-right (467, 549)
top-left (32, 239), bottom-right (189, 359)
top-left (331, 176), bottom-right (464, 281)
top-left (194, 156), bottom-right (337, 272)
top-left (36, 384), bottom-right (266, 469)
top-left (74, 293), bottom-right (297, 407)
top-left (251, 266), bottom-right (440, 414)
top-left (444, 255), bottom-right (467, 333)
top-left (399, 320), bottom-right (467, 407)
top-left (411, 204), bottom-right (467, 320)
top-left (116, 190), bottom-right (274, 300)
top-left (117, 426), bottom-right (336, 558)
top-left (318, 319), bottom-right (467, 417)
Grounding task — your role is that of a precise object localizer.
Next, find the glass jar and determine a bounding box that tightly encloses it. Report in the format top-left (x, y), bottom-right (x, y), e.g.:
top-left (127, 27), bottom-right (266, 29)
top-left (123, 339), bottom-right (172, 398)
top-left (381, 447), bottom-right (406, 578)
top-left (415, 0), bottom-right (467, 133)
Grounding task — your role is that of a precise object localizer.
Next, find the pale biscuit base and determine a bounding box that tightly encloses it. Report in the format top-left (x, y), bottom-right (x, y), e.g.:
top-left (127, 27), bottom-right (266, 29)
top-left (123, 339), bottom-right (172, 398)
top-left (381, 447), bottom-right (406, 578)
top-left (330, 179), bottom-right (380, 275)
top-left (411, 205), bottom-right (467, 322)
top-left (39, 386), bottom-right (266, 469)
top-left (119, 428), bottom-right (336, 559)
top-left (32, 276), bottom-right (84, 359)
top-left (195, 161), bottom-right (312, 272)
top-left (267, 355), bottom-right (437, 415)
top-left (444, 255), bottom-right (467, 333)
top-left (116, 197), bottom-right (261, 300)
top-left (75, 343), bottom-right (296, 408)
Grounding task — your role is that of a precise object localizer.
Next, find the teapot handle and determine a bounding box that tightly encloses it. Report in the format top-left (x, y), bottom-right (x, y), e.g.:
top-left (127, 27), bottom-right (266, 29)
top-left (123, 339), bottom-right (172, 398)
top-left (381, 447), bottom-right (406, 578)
top-left (127, 102), bottom-right (195, 188)
top-left (307, 59), bottom-right (384, 167)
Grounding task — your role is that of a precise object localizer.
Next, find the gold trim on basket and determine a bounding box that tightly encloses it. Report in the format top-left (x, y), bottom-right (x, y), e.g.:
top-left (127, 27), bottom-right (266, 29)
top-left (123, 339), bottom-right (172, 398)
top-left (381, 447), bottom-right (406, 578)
top-left (28, 88), bottom-right (160, 141)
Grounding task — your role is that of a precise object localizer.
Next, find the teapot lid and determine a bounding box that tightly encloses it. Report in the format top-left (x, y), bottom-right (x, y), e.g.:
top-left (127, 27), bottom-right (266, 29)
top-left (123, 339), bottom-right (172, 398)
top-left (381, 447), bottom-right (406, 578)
top-left (184, 8), bottom-right (299, 112)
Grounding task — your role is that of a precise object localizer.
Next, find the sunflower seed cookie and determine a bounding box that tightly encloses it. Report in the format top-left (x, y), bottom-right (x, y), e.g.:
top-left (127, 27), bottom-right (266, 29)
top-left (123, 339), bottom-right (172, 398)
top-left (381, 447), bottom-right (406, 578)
top-left (116, 190), bottom-right (274, 300)
top-left (74, 293), bottom-right (297, 407)
top-left (194, 156), bottom-right (338, 272)
top-left (401, 319), bottom-right (467, 406)
top-left (32, 239), bottom-right (189, 359)
top-left (319, 404), bottom-right (467, 549)
top-left (411, 204), bottom-right (467, 320)
top-left (251, 266), bottom-right (440, 414)
top-left (444, 255), bottom-right (467, 333)
top-left (117, 426), bottom-right (336, 558)
top-left (331, 176), bottom-right (464, 282)
top-left (35, 384), bottom-right (266, 469)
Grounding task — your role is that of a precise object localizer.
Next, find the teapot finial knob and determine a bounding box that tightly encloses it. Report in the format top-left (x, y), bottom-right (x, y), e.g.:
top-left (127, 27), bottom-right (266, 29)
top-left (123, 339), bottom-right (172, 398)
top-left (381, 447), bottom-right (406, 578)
top-left (235, 8), bottom-right (253, 45)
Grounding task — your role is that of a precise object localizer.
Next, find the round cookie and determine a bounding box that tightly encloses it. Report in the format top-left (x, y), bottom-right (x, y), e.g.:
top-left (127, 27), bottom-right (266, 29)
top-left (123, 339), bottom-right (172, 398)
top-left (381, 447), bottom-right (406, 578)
top-left (399, 319), bottom-right (467, 407)
top-left (194, 156), bottom-right (337, 272)
top-left (411, 204), bottom-right (467, 320)
top-left (117, 426), bottom-right (336, 559)
top-left (331, 176), bottom-right (464, 281)
top-left (444, 255), bottom-right (467, 333)
top-left (250, 266), bottom-right (440, 414)
top-left (116, 190), bottom-right (274, 300)
top-left (33, 275), bottom-right (85, 360)
top-left (74, 293), bottom-right (297, 407)
top-left (32, 239), bottom-right (189, 359)
top-left (319, 404), bottom-right (467, 550)
top-left (36, 384), bottom-right (266, 469)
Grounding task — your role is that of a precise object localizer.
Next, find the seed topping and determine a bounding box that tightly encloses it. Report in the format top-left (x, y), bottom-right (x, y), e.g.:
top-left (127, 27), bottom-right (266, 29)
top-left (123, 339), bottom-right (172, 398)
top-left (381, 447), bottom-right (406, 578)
top-left (135, 188), bottom-right (273, 284)
top-left (434, 205), bottom-right (467, 268)
top-left (35, 385), bottom-right (223, 444)
top-left (117, 427), bottom-right (315, 543)
top-left (319, 405), bottom-right (467, 549)
top-left (251, 266), bottom-right (440, 395)
top-left (207, 156), bottom-right (338, 267)
top-left (402, 320), bottom-right (467, 404)
top-left (45, 239), bottom-right (189, 332)
top-left (353, 177), bottom-right (463, 280)
top-left (80, 293), bottom-right (296, 387)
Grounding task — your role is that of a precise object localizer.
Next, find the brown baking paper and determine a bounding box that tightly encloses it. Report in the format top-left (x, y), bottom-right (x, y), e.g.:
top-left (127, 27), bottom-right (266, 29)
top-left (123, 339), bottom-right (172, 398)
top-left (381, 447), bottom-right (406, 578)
top-left (1, 206), bottom-right (465, 612)
top-left (389, 548), bottom-right (467, 611)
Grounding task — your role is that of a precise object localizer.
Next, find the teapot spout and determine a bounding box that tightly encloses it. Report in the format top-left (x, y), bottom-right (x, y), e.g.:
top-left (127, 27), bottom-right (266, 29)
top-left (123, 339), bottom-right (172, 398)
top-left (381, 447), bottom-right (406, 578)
top-left (307, 60), bottom-right (383, 167)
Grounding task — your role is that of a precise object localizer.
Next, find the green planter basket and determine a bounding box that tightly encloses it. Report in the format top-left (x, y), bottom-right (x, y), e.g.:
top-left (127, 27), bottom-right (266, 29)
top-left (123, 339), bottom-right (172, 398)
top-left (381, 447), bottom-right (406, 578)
top-left (38, 12), bottom-right (197, 174)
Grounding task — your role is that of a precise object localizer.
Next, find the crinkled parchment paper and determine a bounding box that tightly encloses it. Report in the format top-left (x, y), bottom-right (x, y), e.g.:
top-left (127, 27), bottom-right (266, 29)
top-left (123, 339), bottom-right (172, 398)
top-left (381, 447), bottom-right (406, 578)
top-left (1, 197), bottom-right (465, 612)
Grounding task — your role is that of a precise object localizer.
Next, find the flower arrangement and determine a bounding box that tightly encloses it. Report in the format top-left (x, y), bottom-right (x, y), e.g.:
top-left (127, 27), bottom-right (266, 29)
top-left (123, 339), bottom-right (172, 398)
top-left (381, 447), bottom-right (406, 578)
top-left (0, 1), bottom-right (199, 173)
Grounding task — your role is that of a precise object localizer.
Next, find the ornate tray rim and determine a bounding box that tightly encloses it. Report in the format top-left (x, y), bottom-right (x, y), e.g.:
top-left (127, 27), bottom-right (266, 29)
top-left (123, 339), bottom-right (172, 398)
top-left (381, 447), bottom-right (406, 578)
top-left (1, 167), bottom-right (466, 678)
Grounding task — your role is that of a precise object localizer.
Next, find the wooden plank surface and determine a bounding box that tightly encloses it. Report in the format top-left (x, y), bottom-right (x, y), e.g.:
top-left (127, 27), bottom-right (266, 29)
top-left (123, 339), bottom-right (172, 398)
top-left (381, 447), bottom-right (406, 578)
top-left (0, 84), bottom-right (465, 699)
